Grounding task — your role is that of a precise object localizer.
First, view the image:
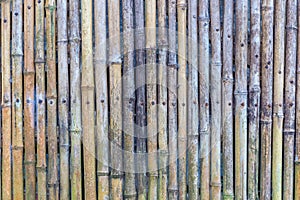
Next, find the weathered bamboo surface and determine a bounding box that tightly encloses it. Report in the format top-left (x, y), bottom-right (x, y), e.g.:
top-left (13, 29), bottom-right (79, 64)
top-left (0, 0), bottom-right (300, 199)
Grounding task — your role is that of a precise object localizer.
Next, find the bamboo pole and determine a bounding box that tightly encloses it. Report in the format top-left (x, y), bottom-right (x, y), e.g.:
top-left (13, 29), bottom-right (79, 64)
top-left (234, 0), bottom-right (248, 199)
top-left (168, 0), bottom-right (178, 199)
top-left (24, 0), bottom-right (36, 198)
top-left (45, 0), bottom-right (59, 198)
top-left (146, 0), bottom-right (158, 199)
top-left (81, 0), bottom-right (97, 198)
top-left (248, 0), bottom-right (260, 199)
top-left (198, 0), bottom-right (210, 199)
top-left (222, 0), bottom-right (234, 199)
top-left (260, 0), bottom-right (274, 199)
top-left (69, 0), bottom-right (82, 197)
top-left (177, 1), bottom-right (187, 199)
top-left (122, 0), bottom-right (136, 199)
top-left (36, 0), bottom-right (47, 198)
top-left (272, 1), bottom-right (286, 199)
top-left (283, 0), bottom-right (297, 199)
top-left (188, 0), bottom-right (199, 199)
top-left (11, 0), bottom-right (23, 199)
top-left (134, 0), bottom-right (147, 199)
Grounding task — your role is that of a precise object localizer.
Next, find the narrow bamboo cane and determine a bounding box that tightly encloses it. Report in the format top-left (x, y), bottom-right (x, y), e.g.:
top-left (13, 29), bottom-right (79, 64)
top-left (46, 0), bottom-right (59, 198)
top-left (24, 0), bottom-right (36, 199)
top-left (260, 1), bottom-right (274, 199)
top-left (36, 0), bottom-right (47, 198)
top-left (122, 0), bottom-right (136, 199)
top-left (248, 0), bottom-right (261, 199)
top-left (81, 0), bottom-right (97, 198)
top-left (177, 1), bottom-right (187, 199)
top-left (94, 0), bottom-right (109, 198)
top-left (188, 0), bottom-right (199, 199)
top-left (283, 0), bottom-right (297, 199)
top-left (135, 0), bottom-right (147, 199)
top-left (11, 0), bottom-right (23, 199)
top-left (222, 0), bottom-right (234, 199)
top-left (272, 1), bottom-right (286, 199)
top-left (234, 0), bottom-right (248, 199)
top-left (145, 0), bottom-right (158, 199)
top-left (198, 0), bottom-right (210, 199)
top-left (69, 0), bottom-right (82, 197)
top-left (168, 0), bottom-right (178, 199)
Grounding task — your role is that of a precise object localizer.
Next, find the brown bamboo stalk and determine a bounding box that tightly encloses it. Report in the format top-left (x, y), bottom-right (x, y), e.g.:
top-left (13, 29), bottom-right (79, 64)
top-left (188, 0), bottom-right (199, 199)
top-left (177, 1), bottom-right (187, 199)
top-left (260, 0), bottom-right (274, 199)
top-left (69, 0), bottom-right (82, 197)
top-left (248, 0), bottom-right (261, 199)
top-left (222, 0), bottom-right (234, 199)
top-left (45, 0), bottom-right (58, 198)
top-left (81, 0), bottom-right (97, 198)
top-left (198, 0), bottom-right (210, 199)
top-left (135, 0), bottom-right (147, 198)
top-left (234, 0), bottom-right (248, 199)
top-left (11, 0), bottom-right (23, 199)
top-left (24, 0), bottom-right (36, 199)
top-left (283, 0), bottom-right (297, 199)
top-left (36, 0), bottom-right (47, 198)
top-left (272, 1), bottom-right (286, 199)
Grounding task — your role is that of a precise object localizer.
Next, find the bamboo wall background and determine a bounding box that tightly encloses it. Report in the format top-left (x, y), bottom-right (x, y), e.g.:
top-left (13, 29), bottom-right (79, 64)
top-left (0, 0), bottom-right (300, 199)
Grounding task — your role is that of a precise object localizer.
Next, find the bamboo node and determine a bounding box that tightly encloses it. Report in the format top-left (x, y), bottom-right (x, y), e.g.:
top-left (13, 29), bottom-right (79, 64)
top-left (12, 146), bottom-right (23, 150)
top-left (24, 160), bottom-right (36, 165)
top-left (57, 38), bottom-right (68, 43)
top-left (283, 129), bottom-right (295, 135)
top-left (111, 173), bottom-right (124, 178)
top-left (124, 193), bottom-right (137, 198)
top-left (2, 102), bottom-right (12, 108)
top-left (222, 77), bottom-right (234, 83)
top-left (285, 25), bottom-right (298, 31)
top-left (11, 53), bottom-right (23, 57)
top-left (147, 172), bottom-right (159, 177)
top-left (81, 85), bottom-right (95, 90)
top-left (198, 16), bottom-right (210, 22)
top-left (60, 144), bottom-right (70, 148)
top-left (210, 182), bottom-right (222, 187)
top-left (168, 64), bottom-right (178, 69)
top-left (69, 37), bottom-right (81, 43)
top-left (97, 171), bottom-right (110, 176)
top-left (35, 59), bottom-right (46, 64)
top-left (211, 61), bottom-right (222, 66)
top-left (177, 2), bottom-right (187, 8)
top-left (23, 70), bottom-right (35, 75)
top-left (260, 119), bottom-right (272, 124)
top-left (45, 5), bottom-right (56, 10)
top-left (36, 166), bottom-right (47, 172)
top-left (199, 130), bottom-right (209, 135)
top-left (261, 6), bottom-right (273, 11)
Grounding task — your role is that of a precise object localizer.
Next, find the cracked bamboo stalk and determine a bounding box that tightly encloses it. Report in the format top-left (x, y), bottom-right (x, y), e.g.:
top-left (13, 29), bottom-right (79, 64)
top-left (36, 0), bottom-right (47, 198)
top-left (283, 0), bottom-right (297, 199)
top-left (69, 0), bottom-right (82, 197)
top-left (188, 0), bottom-right (199, 199)
top-left (260, 1), bottom-right (274, 199)
top-left (12, 0), bottom-right (23, 199)
top-left (222, 0), bottom-right (234, 199)
top-left (24, 0), bottom-right (36, 199)
top-left (234, 0), bottom-right (248, 199)
top-left (272, 1), bottom-right (286, 199)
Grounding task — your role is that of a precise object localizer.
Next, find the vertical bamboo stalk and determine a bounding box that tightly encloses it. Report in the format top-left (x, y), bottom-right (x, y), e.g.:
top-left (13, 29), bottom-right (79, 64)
top-left (260, 0), bottom-right (274, 199)
top-left (188, 0), bottom-right (199, 199)
top-left (168, 0), bottom-right (178, 199)
top-left (24, 0), bottom-right (36, 199)
top-left (81, 0), bottom-right (97, 198)
top-left (283, 0), bottom-right (297, 199)
top-left (248, 0), bottom-right (261, 199)
top-left (45, 0), bottom-right (59, 198)
top-left (145, 0), bottom-right (158, 199)
top-left (198, 0), bottom-right (210, 199)
top-left (272, 1), bottom-right (286, 199)
top-left (177, 1), bottom-right (187, 199)
top-left (135, 0), bottom-right (147, 198)
top-left (222, 0), bottom-right (234, 199)
top-left (69, 0), bottom-right (82, 197)
top-left (36, 0), bottom-right (47, 198)
top-left (234, 0), bottom-right (248, 199)
top-left (12, 0), bottom-right (23, 199)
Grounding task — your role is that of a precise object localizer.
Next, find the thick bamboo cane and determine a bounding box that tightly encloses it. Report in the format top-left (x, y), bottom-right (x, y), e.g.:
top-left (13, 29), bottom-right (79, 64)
top-left (283, 0), bottom-right (297, 199)
top-left (81, 0), bottom-right (97, 198)
top-left (36, 0), bottom-right (47, 198)
top-left (234, 0), bottom-right (248, 199)
top-left (188, 0), bottom-right (199, 199)
top-left (248, 0), bottom-right (260, 199)
top-left (272, 1), bottom-right (286, 199)
top-left (222, 0), bottom-right (234, 199)
top-left (260, 1), bottom-right (274, 199)
top-left (177, 1), bottom-right (187, 199)
top-left (69, 0), bottom-right (82, 198)
top-left (24, 0), bottom-right (36, 199)
top-left (123, 0), bottom-right (136, 199)
top-left (12, 0), bottom-right (23, 199)
top-left (198, 0), bottom-right (210, 199)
